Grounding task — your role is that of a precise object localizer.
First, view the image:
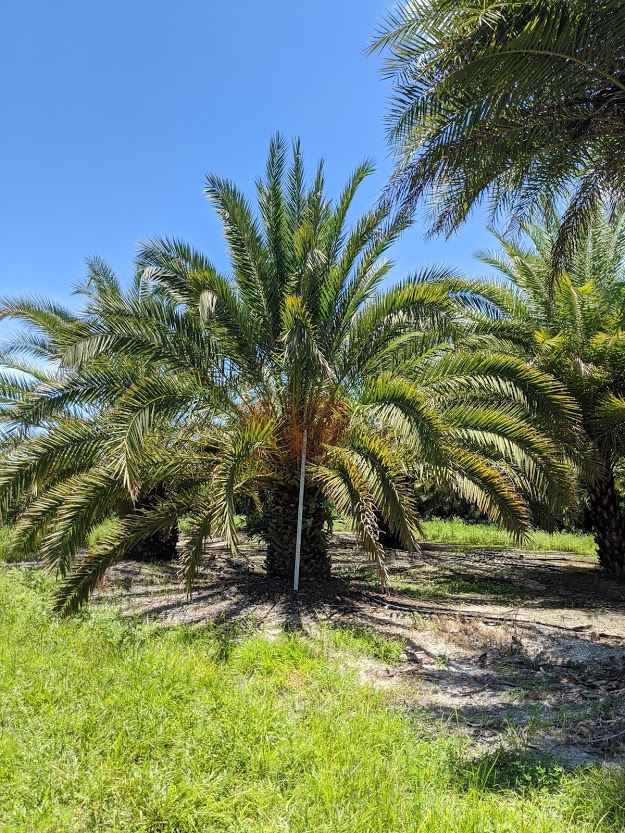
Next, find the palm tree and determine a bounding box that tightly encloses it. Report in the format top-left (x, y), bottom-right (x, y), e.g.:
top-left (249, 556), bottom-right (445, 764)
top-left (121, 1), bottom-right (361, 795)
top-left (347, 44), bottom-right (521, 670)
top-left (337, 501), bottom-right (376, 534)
top-left (370, 0), bottom-right (625, 270)
top-left (0, 279), bottom-right (180, 562)
top-left (0, 137), bottom-right (577, 613)
top-left (472, 211), bottom-right (625, 579)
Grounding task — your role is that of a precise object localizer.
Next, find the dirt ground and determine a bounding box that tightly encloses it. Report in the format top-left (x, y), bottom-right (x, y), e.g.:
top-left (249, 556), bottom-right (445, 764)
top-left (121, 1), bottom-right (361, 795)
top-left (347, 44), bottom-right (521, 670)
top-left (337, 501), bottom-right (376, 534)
top-left (97, 532), bottom-right (625, 768)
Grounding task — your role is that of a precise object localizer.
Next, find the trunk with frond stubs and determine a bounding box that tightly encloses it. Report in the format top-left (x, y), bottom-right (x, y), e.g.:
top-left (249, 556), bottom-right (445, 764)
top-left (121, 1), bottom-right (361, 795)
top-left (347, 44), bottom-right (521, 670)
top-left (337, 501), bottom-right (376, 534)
top-left (125, 486), bottom-right (179, 562)
top-left (262, 485), bottom-right (331, 580)
top-left (126, 525), bottom-right (179, 562)
top-left (587, 468), bottom-right (625, 581)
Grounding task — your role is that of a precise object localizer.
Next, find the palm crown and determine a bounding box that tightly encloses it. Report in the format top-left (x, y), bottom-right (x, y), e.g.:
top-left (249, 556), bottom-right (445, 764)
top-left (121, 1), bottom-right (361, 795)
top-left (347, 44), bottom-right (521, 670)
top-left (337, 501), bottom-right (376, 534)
top-left (370, 0), bottom-right (625, 270)
top-left (0, 137), bottom-right (577, 612)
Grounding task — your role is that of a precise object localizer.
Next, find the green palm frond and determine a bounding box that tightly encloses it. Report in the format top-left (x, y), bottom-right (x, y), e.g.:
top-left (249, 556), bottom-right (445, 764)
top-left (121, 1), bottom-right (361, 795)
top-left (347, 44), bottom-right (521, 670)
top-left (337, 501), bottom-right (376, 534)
top-left (470, 212), bottom-right (625, 541)
top-left (52, 497), bottom-right (181, 615)
top-left (17, 468), bottom-right (123, 575)
top-left (316, 448), bottom-right (388, 581)
top-left (0, 137), bottom-right (580, 610)
top-left (371, 0), bottom-right (625, 274)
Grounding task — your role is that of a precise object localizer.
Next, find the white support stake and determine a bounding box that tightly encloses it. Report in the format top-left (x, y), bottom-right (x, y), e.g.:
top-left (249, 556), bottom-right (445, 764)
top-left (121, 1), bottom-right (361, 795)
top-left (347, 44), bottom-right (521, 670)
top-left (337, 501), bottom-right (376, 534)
top-left (293, 429), bottom-right (307, 592)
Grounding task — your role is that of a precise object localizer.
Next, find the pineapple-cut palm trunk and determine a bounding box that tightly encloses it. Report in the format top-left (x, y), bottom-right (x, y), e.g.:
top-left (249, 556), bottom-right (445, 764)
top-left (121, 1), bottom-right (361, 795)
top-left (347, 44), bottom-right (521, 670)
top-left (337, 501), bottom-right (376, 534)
top-left (126, 486), bottom-right (179, 561)
top-left (375, 509), bottom-right (403, 551)
top-left (587, 469), bottom-right (625, 581)
top-left (263, 485), bottom-right (331, 580)
top-left (127, 525), bottom-right (179, 562)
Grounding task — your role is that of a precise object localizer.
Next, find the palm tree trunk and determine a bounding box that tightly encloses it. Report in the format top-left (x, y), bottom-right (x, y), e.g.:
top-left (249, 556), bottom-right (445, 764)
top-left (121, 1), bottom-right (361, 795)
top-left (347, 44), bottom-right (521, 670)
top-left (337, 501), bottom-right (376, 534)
top-left (587, 469), bottom-right (625, 580)
top-left (126, 486), bottom-right (179, 561)
top-left (127, 525), bottom-right (179, 561)
top-left (263, 485), bottom-right (331, 580)
top-left (375, 508), bottom-right (403, 550)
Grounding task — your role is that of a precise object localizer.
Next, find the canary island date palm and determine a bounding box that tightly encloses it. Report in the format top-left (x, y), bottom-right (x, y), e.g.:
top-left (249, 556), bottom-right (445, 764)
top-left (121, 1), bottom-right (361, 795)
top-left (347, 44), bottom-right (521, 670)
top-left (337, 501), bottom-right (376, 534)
top-left (472, 211), bottom-right (625, 579)
top-left (371, 0), bottom-right (625, 271)
top-left (0, 137), bottom-right (577, 613)
top-left (0, 277), bottom-right (181, 561)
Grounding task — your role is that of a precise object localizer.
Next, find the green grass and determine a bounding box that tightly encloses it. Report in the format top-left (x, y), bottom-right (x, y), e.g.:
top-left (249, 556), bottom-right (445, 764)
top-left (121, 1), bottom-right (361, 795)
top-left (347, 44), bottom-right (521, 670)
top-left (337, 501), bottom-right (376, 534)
top-left (332, 517), bottom-right (597, 557)
top-left (0, 518), bottom-right (127, 564)
top-left (391, 576), bottom-right (527, 600)
top-left (0, 525), bottom-right (16, 562)
top-left (321, 624), bottom-right (404, 663)
top-left (420, 518), bottom-right (598, 557)
top-left (87, 516), bottom-right (120, 549)
top-left (0, 568), bottom-right (624, 832)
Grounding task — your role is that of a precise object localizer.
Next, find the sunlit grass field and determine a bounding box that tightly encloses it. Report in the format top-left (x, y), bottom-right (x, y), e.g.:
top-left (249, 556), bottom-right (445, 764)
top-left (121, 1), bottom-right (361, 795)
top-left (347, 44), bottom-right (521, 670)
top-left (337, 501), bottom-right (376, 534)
top-left (419, 518), bottom-right (597, 557)
top-left (0, 568), bottom-right (623, 832)
top-left (331, 516), bottom-right (598, 557)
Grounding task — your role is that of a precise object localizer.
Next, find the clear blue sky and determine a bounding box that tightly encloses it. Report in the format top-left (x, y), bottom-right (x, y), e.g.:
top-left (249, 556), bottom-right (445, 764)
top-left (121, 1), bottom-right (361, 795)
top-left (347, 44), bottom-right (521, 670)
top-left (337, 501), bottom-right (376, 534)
top-left (1, 0), bottom-right (492, 315)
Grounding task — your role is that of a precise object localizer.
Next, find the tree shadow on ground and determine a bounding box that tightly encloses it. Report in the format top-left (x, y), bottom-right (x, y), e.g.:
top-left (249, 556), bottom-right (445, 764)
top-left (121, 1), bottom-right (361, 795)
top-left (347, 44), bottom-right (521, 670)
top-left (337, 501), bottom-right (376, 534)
top-left (91, 533), bottom-right (625, 769)
top-left (449, 746), bottom-right (625, 828)
top-left (455, 747), bottom-right (568, 793)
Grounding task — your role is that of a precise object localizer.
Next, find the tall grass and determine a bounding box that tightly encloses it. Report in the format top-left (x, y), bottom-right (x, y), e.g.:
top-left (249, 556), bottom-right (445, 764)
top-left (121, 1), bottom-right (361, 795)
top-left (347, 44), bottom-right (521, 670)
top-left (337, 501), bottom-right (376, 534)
top-left (0, 519), bottom-right (121, 564)
top-left (0, 525), bottom-right (16, 562)
top-left (0, 568), bottom-right (622, 832)
top-left (420, 518), bottom-right (598, 557)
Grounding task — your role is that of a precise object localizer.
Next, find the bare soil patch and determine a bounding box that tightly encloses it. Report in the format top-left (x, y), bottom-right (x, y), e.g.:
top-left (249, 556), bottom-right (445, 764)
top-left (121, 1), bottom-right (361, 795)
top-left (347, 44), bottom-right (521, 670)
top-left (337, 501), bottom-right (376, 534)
top-left (96, 532), bottom-right (625, 768)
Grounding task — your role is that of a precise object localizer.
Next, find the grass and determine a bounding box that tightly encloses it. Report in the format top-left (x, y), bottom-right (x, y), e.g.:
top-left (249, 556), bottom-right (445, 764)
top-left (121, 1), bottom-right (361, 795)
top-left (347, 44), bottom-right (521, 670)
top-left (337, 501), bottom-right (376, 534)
top-left (0, 525), bottom-right (16, 562)
top-left (0, 568), bottom-right (624, 832)
top-left (0, 518), bottom-right (125, 564)
top-left (87, 516), bottom-right (120, 549)
top-left (333, 516), bottom-right (597, 557)
top-left (391, 576), bottom-right (527, 600)
top-left (321, 623), bottom-right (404, 663)
top-left (420, 518), bottom-right (598, 557)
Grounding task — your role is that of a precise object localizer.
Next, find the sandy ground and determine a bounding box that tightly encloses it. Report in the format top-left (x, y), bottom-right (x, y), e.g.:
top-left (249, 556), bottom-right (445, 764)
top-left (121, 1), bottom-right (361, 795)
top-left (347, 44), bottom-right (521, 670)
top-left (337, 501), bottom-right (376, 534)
top-left (94, 532), bottom-right (625, 768)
